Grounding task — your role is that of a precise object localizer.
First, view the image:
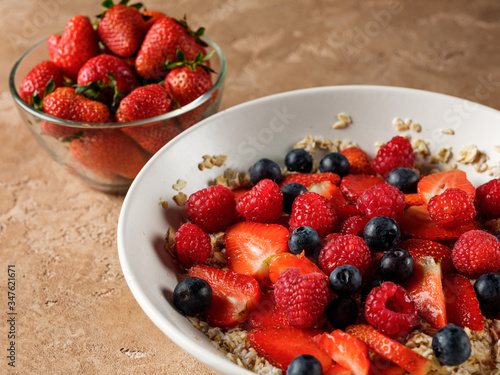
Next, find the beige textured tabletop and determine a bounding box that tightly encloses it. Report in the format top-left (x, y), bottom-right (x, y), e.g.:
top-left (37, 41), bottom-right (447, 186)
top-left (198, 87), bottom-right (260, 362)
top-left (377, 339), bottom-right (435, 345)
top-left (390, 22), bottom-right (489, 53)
top-left (1, 1), bottom-right (500, 374)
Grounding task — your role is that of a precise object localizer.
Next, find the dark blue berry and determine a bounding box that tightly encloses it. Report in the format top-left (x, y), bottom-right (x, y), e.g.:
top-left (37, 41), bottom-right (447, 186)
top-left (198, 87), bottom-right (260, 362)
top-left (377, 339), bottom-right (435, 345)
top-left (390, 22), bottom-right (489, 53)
top-left (285, 149), bottom-right (313, 173)
top-left (319, 152), bottom-right (350, 176)
top-left (432, 325), bottom-right (471, 366)
top-left (494, 232), bottom-right (500, 242)
top-left (474, 272), bottom-right (500, 313)
top-left (363, 216), bottom-right (401, 251)
top-left (386, 168), bottom-right (419, 194)
top-left (379, 248), bottom-right (414, 282)
top-left (288, 226), bottom-right (322, 256)
top-left (173, 277), bottom-right (212, 316)
top-left (287, 354), bottom-right (322, 375)
top-left (329, 265), bottom-right (362, 296)
top-left (362, 278), bottom-right (384, 300)
top-left (281, 183), bottom-right (308, 214)
top-left (250, 158), bottom-right (282, 185)
top-left (326, 297), bottom-right (359, 329)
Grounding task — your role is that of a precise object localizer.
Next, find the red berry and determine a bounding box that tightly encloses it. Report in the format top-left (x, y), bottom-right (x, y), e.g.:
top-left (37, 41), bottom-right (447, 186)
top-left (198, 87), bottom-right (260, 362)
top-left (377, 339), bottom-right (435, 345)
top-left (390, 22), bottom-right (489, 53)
top-left (184, 185), bottom-right (236, 233)
top-left (356, 183), bottom-right (406, 220)
top-left (476, 178), bottom-right (500, 218)
top-left (452, 230), bottom-right (500, 279)
top-left (373, 136), bottom-right (415, 178)
top-left (274, 267), bottom-right (329, 328)
top-left (236, 179), bottom-right (283, 222)
top-left (428, 188), bottom-right (477, 227)
top-left (280, 172), bottom-right (341, 188)
top-left (317, 234), bottom-right (373, 277)
top-left (339, 174), bottom-right (384, 204)
top-left (19, 60), bottom-right (63, 105)
top-left (288, 192), bottom-right (337, 237)
top-left (340, 215), bottom-right (369, 236)
top-left (174, 223), bottom-right (211, 268)
top-left (364, 281), bottom-right (417, 337)
top-left (340, 147), bottom-right (374, 175)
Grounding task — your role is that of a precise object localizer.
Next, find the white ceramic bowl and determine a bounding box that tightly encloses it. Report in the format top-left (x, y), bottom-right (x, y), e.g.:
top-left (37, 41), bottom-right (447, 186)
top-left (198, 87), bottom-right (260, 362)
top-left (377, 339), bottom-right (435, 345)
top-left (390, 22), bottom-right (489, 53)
top-left (117, 85), bottom-right (500, 375)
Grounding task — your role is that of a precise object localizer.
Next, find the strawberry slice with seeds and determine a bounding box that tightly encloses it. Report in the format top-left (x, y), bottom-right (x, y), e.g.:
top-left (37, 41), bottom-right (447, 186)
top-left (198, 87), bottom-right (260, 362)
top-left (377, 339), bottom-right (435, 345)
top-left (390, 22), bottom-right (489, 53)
top-left (309, 181), bottom-right (346, 206)
top-left (399, 205), bottom-right (477, 241)
top-left (224, 222), bottom-right (289, 286)
top-left (314, 330), bottom-right (370, 375)
top-left (339, 174), bottom-right (384, 204)
top-left (280, 172), bottom-right (341, 188)
top-left (188, 264), bottom-right (261, 327)
top-left (404, 256), bottom-right (447, 329)
top-left (369, 354), bottom-right (407, 375)
top-left (341, 146), bottom-right (374, 175)
top-left (442, 273), bottom-right (484, 331)
top-left (324, 364), bottom-right (353, 375)
top-left (247, 290), bottom-right (290, 329)
top-left (417, 170), bottom-right (475, 203)
top-left (268, 251), bottom-right (327, 284)
top-left (398, 238), bottom-right (454, 274)
top-left (404, 193), bottom-right (425, 206)
top-left (248, 327), bottom-right (333, 371)
top-left (346, 324), bottom-right (430, 375)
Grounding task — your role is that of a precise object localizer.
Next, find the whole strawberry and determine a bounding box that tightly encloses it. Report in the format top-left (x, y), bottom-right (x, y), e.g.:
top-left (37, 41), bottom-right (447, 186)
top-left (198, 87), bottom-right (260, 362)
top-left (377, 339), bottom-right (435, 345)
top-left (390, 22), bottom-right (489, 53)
top-left (47, 34), bottom-right (61, 60)
top-left (19, 61), bottom-right (63, 106)
top-left (76, 54), bottom-right (141, 106)
top-left (97, 2), bottom-right (147, 57)
top-left (143, 10), bottom-right (166, 31)
top-left (51, 15), bottom-right (101, 81)
top-left (274, 267), bottom-right (329, 328)
top-left (117, 84), bottom-right (181, 154)
top-left (135, 17), bottom-right (207, 80)
top-left (68, 130), bottom-right (149, 179)
top-left (41, 87), bottom-right (110, 138)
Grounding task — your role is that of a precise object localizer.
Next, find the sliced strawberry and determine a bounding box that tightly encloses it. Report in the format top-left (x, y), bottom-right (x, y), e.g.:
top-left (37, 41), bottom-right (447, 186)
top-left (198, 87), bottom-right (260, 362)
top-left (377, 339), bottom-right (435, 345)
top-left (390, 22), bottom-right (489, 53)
top-left (268, 251), bottom-right (327, 284)
top-left (232, 187), bottom-right (251, 202)
top-left (315, 330), bottom-right (370, 375)
top-left (188, 265), bottom-right (261, 327)
top-left (309, 181), bottom-right (346, 206)
top-left (404, 193), bottom-right (425, 206)
top-left (339, 174), bottom-right (384, 204)
top-left (280, 172), bottom-right (341, 188)
top-left (417, 170), bottom-right (475, 203)
top-left (404, 256), bottom-right (447, 329)
top-left (346, 324), bottom-right (430, 375)
top-left (341, 146), bottom-right (374, 175)
top-left (399, 205), bottom-right (477, 241)
top-left (248, 327), bottom-right (333, 371)
top-left (224, 222), bottom-right (289, 285)
top-left (247, 290), bottom-right (290, 329)
top-left (336, 204), bottom-right (361, 221)
top-left (442, 273), bottom-right (484, 331)
top-left (398, 238), bottom-right (454, 274)
top-left (324, 364), bottom-right (353, 375)
top-left (369, 354), bottom-right (406, 375)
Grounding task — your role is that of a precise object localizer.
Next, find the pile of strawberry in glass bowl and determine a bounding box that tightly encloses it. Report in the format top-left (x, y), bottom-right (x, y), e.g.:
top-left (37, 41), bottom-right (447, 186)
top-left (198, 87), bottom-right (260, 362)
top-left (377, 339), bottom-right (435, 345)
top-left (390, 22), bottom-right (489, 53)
top-left (9, 1), bottom-right (226, 193)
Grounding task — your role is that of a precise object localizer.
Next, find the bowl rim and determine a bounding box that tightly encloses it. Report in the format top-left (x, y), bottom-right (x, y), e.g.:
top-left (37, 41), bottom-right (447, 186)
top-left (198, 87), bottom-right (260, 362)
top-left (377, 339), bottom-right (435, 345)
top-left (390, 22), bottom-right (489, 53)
top-left (9, 35), bottom-right (227, 129)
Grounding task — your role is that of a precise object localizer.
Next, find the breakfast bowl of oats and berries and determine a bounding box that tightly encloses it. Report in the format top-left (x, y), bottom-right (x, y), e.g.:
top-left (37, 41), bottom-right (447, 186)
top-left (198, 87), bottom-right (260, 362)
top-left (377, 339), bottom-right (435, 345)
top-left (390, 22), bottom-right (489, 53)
top-left (117, 85), bottom-right (500, 375)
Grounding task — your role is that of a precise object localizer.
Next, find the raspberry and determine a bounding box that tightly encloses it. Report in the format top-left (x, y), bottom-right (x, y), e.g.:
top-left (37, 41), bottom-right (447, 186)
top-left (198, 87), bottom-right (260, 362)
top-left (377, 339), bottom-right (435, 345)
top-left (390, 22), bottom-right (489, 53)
top-left (356, 183), bottom-right (406, 220)
top-left (364, 281), bottom-right (418, 337)
top-left (428, 188), bottom-right (477, 227)
top-left (476, 178), bottom-right (500, 218)
top-left (289, 192), bottom-right (337, 237)
top-left (340, 215), bottom-right (370, 236)
top-left (174, 223), bottom-right (212, 268)
top-left (184, 185), bottom-right (236, 233)
top-left (452, 230), bottom-right (500, 279)
top-left (373, 136), bottom-right (415, 178)
top-left (236, 179), bottom-right (283, 222)
top-left (317, 234), bottom-right (373, 277)
top-left (274, 267), bottom-right (329, 328)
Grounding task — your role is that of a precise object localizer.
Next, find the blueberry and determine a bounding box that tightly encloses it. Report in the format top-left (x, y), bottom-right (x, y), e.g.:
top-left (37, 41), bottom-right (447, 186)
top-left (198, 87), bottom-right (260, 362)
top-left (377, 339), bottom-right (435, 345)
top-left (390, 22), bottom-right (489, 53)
top-left (329, 265), bottom-right (363, 296)
top-left (379, 248), bottom-right (414, 282)
top-left (432, 325), bottom-right (471, 366)
top-left (287, 354), bottom-right (322, 375)
top-left (326, 297), bottom-right (359, 329)
top-left (173, 277), bottom-right (212, 316)
top-left (281, 183), bottom-right (308, 214)
top-left (363, 216), bottom-right (401, 251)
top-left (386, 168), bottom-right (419, 194)
top-left (250, 158), bottom-right (282, 185)
top-left (474, 272), bottom-right (500, 313)
top-left (285, 149), bottom-right (313, 173)
top-left (288, 226), bottom-right (322, 256)
top-left (319, 152), bottom-right (350, 176)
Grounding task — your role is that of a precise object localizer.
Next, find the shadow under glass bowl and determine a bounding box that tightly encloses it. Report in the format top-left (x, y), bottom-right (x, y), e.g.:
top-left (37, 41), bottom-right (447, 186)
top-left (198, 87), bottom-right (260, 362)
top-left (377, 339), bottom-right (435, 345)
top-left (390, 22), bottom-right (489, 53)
top-left (9, 35), bottom-right (226, 194)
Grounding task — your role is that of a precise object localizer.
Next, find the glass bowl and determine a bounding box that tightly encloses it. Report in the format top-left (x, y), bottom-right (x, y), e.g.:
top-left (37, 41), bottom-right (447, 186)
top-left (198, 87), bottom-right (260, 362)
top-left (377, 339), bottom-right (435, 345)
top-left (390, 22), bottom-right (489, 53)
top-left (9, 35), bottom-right (226, 194)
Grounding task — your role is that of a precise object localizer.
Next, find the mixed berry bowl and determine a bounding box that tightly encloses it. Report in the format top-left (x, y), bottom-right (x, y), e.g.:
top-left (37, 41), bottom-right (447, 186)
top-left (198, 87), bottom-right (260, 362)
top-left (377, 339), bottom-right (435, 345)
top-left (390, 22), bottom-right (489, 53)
top-left (9, 14), bottom-right (226, 194)
top-left (117, 86), bottom-right (500, 375)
